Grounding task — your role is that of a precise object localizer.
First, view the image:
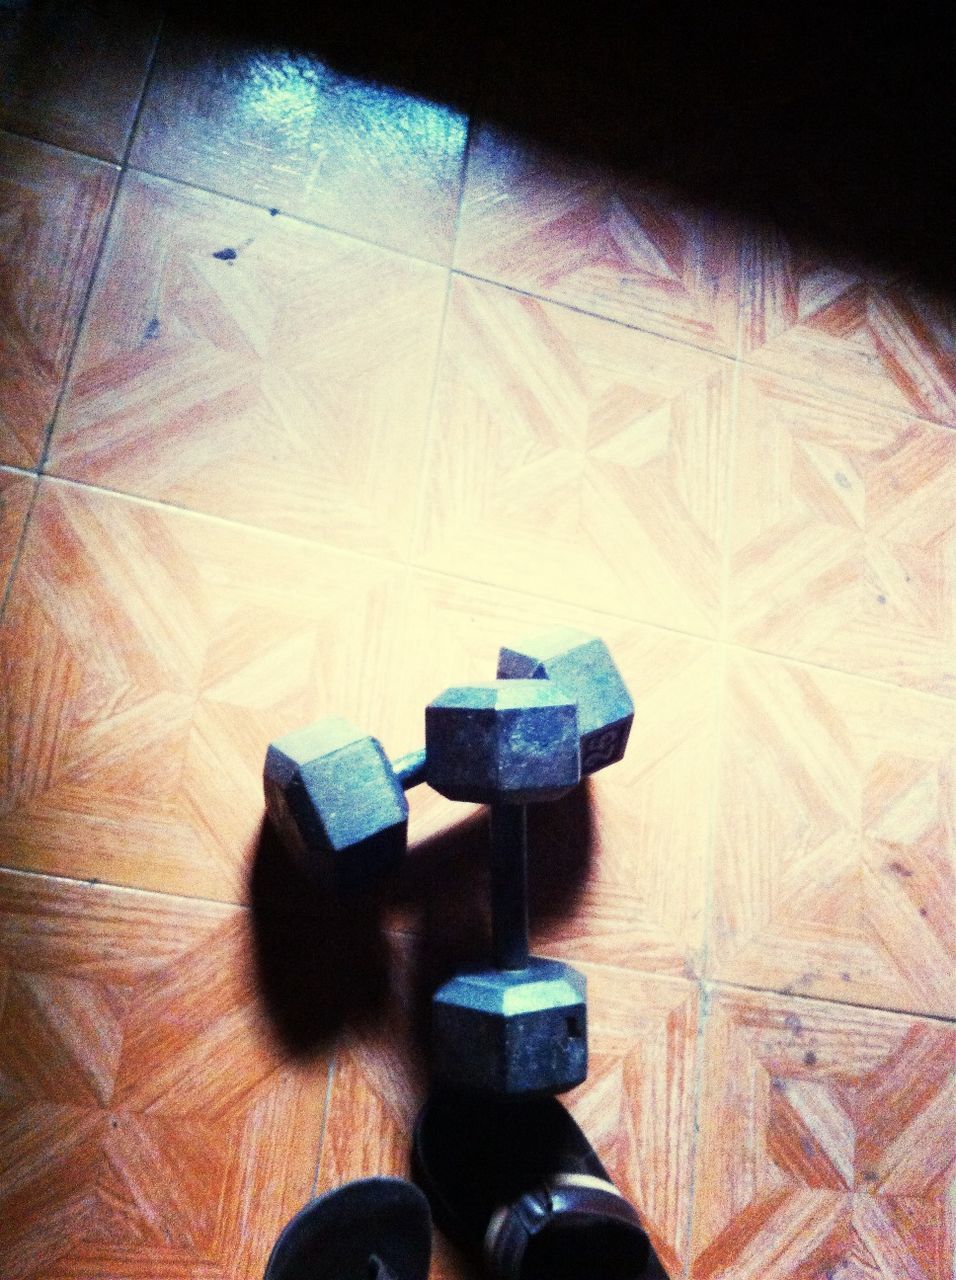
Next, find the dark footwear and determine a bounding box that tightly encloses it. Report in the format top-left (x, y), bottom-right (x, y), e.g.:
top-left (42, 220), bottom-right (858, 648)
top-left (264, 1177), bottom-right (432, 1280)
top-left (412, 1089), bottom-right (669, 1280)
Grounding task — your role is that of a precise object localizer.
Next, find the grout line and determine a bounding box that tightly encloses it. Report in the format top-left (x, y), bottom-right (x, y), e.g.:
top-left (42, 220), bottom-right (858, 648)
top-left (450, 266), bottom-right (739, 365)
top-left (36, 473), bottom-right (956, 708)
top-left (711, 976), bottom-right (956, 1026)
top-left (310, 1047), bottom-right (339, 1197)
top-left (0, 123), bottom-right (119, 168)
top-left (124, 162), bottom-right (453, 274)
top-left (35, 15), bottom-right (167, 479)
top-left (0, 863), bottom-right (241, 910)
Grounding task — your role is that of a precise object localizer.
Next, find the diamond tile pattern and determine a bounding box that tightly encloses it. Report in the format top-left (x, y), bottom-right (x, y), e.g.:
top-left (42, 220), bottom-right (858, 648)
top-left (0, 868), bottom-right (328, 1280)
top-left (2, 23), bottom-right (954, 1280)
top-left (49, 171), bottom-right (446, 555)
top-left (0, 479), bottom-right (407, 897)
top-left (457, 124), bottom-right (745, 353)
top-left (414, 277), bottom-right (734, 636)
top-left (728, 372), bottom-right (956, 696)
top-left (0, 132), bottom-right (116, 469)
top-left (742, 229), bottom-right (956, 427)
top-left (691, 988), bottom-right (956, 1280)
top-left (710, 651), bottom-right (956, 1017)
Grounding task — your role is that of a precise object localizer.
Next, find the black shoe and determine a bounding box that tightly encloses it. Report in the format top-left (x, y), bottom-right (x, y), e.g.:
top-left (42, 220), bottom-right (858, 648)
top-left (264, 1177), bottom-right (432, 1280)
top-left (412, 1089), bottom-right (669, 1280)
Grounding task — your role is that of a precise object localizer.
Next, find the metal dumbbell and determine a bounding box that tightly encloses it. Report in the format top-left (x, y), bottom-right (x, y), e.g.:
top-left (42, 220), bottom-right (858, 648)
top-left (426, 632), bottom-right (634, 1097)
top-left (263, 719), bottom-right (426, 893)
top-left (263, 627), bottom-right (632, 895)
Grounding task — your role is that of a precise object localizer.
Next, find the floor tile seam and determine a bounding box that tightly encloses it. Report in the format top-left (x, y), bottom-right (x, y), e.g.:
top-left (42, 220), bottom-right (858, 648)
top-left (118, 160), bottom-right (456, 273)
top-left (0, 122), bottom-right (120, 168)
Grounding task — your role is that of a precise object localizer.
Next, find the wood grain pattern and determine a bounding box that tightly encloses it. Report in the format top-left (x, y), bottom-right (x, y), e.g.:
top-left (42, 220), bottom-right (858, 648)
top-left (318, 937), bottom-right (699, 1280)
top-left (742, 229), bottom-right (956, 427)
top-left (0, 1), bottom-right (162, 161)
top-left (456, 123), bottom-right (745, 353)
top-left (414, 276), bottom-right (734, 636)
top-left (710, 650), bottom-right (956, 1017)
top-left (729, 371), bottom-right (956, 696)
top-left (0, 479), bottom-right (408, 896)
top-left (129, 22), bottom-right (469, 262)
top-left (49, 170), bottom-right (447, 555)
top-left (691, 988), bottom-right (956, 1279)
top-left (0, 132), bottom-right (116, 469)
top-left (0, 868), bottom-right (328, 1280)
top-left (0, 466), bottom-right (35, 601)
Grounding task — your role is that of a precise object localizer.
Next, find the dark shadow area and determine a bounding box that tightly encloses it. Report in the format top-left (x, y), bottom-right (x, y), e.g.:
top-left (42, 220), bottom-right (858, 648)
top-left (174, 0), bottom-right (956, 293)
top-left (248, 787), bottom-right (594, 1063)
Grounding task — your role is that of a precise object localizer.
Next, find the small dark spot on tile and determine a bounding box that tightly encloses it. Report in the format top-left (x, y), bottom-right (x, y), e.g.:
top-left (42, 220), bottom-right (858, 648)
top-left (841, 971), bottom-right (851, 982)
top-left (834, 471), bottom-right (851, 489)
top-left (876, 594), bottom-right (887, 604)
top-left (143, 317), bottom-right (160, 340)
top-left (905, 575), bottom-right (912, 582)
top-left (269, 207), bottom-right (280, 216)
top-left (804, 1050), bottom-right (818, 1067)
top-left (213, 247), bottom-right (237, 261)
top-left (110, 1117), bottom-right (119, 1129)
top-left (771, 1076), bottom-right (785, 1091)
top-left (798, 971), bottom-right (819, 986)
top-left (781, 984), bottom-right (795, 996)
top-left (919, 906), bottom-right (928, 917)
top-left (784, 1012), bottom-right (803, 1037)
top-left (89, 877), bottom-right (99, 886)
top-left (800, 1134), bottom-right (816, 1158)
top-left (861, 1169), bottom-right (879, 1184)
top-left (888, 859), bottom-right (913, 877)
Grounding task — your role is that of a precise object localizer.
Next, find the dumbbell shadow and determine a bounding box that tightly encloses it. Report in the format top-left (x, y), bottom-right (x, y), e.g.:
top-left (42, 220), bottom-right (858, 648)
top-left (246, 786), bottom-right (594, 1065)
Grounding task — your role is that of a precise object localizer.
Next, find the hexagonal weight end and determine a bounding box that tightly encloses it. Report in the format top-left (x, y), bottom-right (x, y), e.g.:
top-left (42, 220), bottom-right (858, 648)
top-left (425, 681), bottom-right (581, 805)
top-left (497, 627), bottom-right (634, 775)
top-left (263, 718), bottom-right (408, 892)
top-left (431, 958), bottom-right (588, 1095)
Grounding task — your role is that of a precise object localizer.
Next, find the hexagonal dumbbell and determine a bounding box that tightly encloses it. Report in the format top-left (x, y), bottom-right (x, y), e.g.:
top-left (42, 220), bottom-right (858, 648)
top-left (263, 720), bottom-right (427, 893)
top-left (262, 629), bottom-right (633, 897)
top-left (497, 625), bottom-right (634, 774)
top-left (426, 677), bottom-right (608, 1096)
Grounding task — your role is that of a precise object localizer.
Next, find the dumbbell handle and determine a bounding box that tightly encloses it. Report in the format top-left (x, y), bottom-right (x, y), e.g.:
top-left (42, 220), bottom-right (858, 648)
top-left (393, 747), bottom-right (427, 790)
top-left (489, 804), bottom-right (530, 970)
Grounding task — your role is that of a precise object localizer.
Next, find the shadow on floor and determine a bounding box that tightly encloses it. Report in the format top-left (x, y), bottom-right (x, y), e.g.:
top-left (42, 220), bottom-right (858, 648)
top-left (176, 0), bottom-right (956, 294)
top-left (247, 785), bottom-right (594, 1067)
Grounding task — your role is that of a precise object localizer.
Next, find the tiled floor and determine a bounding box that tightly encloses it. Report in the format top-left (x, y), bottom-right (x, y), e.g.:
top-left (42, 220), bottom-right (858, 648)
top-left (0, 6), bottom-right (954, 1279)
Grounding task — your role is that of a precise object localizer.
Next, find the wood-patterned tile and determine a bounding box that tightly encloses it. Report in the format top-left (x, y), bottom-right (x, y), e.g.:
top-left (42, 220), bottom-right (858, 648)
top-left (709, 650), bottom-right (956, 1018)
top-left (413, 276), bottom-right (734, 637)
top-left (726, 371), bottom-right (952, 696)
top-left (318, 936), bottom-right (699, 1280)
top-left (742, 229), bottom-right (956, 428)
top-left (0, 132), bottom-right (116, 469)
top-left (456, 123), bottom-right (745, 353)
top-left (0, 467), bottom-right (35, 602)
top-left (369, 572), bottom-right (720, 979)
top-left (49, 170), bottom-right (446, 556)
top-left (0, 868), bottom-right (328, 1280)
top-left (728, 371), bottom-right (956, 697)
top-left (0, 479), bottom-right (406, 898)
top-left (691, 987), bottom-right (956, 1279)
top-left (129, 22), bottom-right (469, 262)
top-left (0, 1), bottom-right (162, 161)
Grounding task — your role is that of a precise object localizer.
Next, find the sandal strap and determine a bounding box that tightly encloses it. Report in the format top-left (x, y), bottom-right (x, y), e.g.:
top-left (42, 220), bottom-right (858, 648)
top-left (483, 1173), bottom-right (647, 1278)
